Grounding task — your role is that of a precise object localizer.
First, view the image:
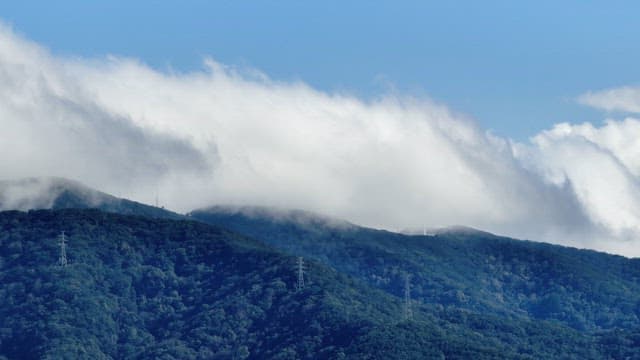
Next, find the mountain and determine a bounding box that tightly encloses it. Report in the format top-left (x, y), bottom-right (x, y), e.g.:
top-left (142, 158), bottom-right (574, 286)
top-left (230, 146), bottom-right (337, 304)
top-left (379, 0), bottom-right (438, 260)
top-left (3, 181), bottom-right (640, 357)
top-left (0, 177), bottom-right (184, 220)
top-left (401, 225), bottom-right (495, 237)
top-left (190, 205), bottom-right (640, 332)
top-left (0, 208), bottom-right (635, 359)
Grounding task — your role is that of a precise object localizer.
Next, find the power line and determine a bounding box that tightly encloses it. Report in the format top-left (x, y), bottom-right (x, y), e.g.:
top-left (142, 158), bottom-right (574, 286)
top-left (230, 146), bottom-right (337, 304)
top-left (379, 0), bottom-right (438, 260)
top-left (296, 256), bottom-right (305, 291)
top-left (403, 273), bottom-right (412, 321)
top-left (58, 231), bottom-right (68, 267)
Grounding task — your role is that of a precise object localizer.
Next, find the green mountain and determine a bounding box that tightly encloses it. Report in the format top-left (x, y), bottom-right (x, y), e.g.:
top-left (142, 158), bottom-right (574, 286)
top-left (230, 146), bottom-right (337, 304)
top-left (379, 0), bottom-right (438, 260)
top-left (0, 178), bottom-right (184, 220)
top-left (190, 206), bottom-right (640, 332)
top-left (1, 209), bottom-right (636, 359)
top-left (3, 180), bottom-right (640, 358)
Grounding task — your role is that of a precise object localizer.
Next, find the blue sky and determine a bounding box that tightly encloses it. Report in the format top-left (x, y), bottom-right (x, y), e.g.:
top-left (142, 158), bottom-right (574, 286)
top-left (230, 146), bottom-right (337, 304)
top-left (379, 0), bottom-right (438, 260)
top-left (2, 1), bottom-right (639, 140)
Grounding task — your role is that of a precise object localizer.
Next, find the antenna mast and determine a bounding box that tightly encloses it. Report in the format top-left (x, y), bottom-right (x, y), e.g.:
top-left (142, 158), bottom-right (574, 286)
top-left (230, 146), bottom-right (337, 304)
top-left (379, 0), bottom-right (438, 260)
top-left (58, 231), bottom-right (68, 267)
top-left (296, 257), bottom-right (305, 291)
top-left (403, 273), bottom-right (412, 321)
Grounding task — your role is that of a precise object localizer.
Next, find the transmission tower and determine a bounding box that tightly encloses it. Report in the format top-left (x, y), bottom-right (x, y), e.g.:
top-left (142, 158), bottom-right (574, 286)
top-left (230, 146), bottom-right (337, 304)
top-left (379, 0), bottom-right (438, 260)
top-left (295, 256), bottom-right (305, 291)
top-left (403, 273), bottom-right (413, 321)
top-left (58, 231), bottom-right (68, 267)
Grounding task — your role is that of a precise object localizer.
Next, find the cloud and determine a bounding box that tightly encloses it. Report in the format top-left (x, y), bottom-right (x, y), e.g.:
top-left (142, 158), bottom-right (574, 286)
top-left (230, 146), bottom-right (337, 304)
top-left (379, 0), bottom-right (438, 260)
top-left (578, 86), bottom-right (640, 113)
top-left (520, 120), bottom-right (640, 254)
top-left (0, 177), bottom-right (110, 211)
top-left (1, 23), bottom-right (640, 256)
top-left (0, 23), bottom-right (212, 199)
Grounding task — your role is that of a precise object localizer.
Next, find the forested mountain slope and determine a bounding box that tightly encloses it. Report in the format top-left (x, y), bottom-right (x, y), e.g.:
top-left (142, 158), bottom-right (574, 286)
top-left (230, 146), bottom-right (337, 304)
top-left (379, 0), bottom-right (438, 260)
top-left (0, 209), bottom-right (634, 359)
top-left (191, 206), bottom-right (640, 332)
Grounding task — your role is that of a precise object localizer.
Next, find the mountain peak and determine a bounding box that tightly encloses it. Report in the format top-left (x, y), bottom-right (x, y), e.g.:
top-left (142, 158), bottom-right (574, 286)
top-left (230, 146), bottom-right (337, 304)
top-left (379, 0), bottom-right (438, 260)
top-left (191, 205), bottom-right (356, 230)
top-left (401, 224), bottom-right (495, 237)
top-left (0, 177), bottom-right (112, 211)
top-left (433, 225), bottom-right (495, 237)
top-left (0, 177), bottom-right (184, 220)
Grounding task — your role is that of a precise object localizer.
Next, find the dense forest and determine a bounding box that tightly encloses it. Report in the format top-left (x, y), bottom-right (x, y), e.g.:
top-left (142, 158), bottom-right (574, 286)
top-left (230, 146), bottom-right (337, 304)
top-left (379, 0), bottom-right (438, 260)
top-left (0, 209), bottom-right (639, 359)
top-left (2, 181), bottom-right (640, 358)
top-left (191, 206), bottom-right (640, 333)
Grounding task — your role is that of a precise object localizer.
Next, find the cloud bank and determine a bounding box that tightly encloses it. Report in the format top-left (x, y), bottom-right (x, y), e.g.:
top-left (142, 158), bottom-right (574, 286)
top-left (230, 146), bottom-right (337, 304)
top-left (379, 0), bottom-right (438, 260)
top-left (1, 24), bottom-right (640, 256)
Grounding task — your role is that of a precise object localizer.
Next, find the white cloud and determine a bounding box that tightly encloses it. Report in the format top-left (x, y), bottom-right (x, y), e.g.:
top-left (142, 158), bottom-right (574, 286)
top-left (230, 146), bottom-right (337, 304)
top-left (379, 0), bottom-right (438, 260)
top-left (0, 24), bottom-right (212, 199)
top-left (578, 86), bottom-right (640, 113)
top-left (525, 121), bottom-right (640, 246)
top-left (1, 23), bottom-right (640, 256)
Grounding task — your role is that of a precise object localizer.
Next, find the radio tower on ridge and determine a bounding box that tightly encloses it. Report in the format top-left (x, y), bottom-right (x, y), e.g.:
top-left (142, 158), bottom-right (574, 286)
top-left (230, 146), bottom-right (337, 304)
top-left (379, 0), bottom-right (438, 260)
top-left (58, 231), bottom-right (68, 267)
top-left (296, 256), bottom-right (305, 291)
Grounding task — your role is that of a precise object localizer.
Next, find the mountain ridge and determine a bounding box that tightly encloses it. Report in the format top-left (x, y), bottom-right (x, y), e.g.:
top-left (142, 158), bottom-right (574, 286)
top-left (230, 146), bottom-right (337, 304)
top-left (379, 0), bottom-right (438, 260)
top-left (190, 206), bottom-right (640, 332)
top-left (3, 178), bottom-right (640, 335)
top-left (0, 208), bottom-right (635, 359)
top-left (0, 177), bottom-right (185, 220)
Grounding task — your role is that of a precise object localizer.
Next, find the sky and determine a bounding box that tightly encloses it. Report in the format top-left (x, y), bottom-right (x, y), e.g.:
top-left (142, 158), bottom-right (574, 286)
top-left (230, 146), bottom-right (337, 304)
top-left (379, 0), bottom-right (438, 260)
top-left (1, 2), bottom-right (640, 256)
top-left (2, 1), bottom-right (640, 139)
